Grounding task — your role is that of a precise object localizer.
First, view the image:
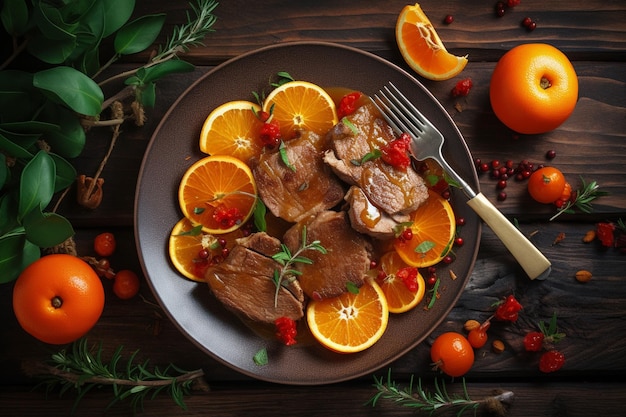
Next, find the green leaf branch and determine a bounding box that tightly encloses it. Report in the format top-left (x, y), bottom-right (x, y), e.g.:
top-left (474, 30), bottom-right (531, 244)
top-left (24, 338), bottom-right (207, 413)
top-left (0, 0), bottom-right (218, 283)
top-left (368, 370), bottom-right (514, 417)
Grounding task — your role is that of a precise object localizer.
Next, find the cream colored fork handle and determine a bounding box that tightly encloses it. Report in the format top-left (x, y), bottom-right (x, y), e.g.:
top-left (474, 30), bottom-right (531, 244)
top-left (467, 193), bottom-right (551, 280)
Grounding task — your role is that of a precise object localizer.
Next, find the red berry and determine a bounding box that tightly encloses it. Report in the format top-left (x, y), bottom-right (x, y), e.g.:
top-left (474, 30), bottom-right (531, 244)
top-left (523, 331), bottom-right (545, 352)
top-left (454, 237), bottom-right (464, 246)
top-left (527, 21), bottom-right (537, 31)
top-left (427, 276), bottom-right (437, 286)
top-left (444, 15), bottom-right (454, 25)
top-left (94, 232), bottom-right (116, 257)
top-left (497, 191), bottom-right (507, 201)
top-left (539, 350), bottom-right (565, 373)
top-left (546, 150), bottom-right (557, 159)
top-left (456, 217), bottom-right (466, 227)
top-left (507, 0), bottom-right (521, 7)
top-left (467, 328), bottom-right (488, 349)
top-left (497, 180), bottom-right (507, 189)
top-left (522, 17), bottom-right (532, 27)
top-left (451, 78), bottom-right (473, 97)
top-left (401, 228), bottom-right (413, 241)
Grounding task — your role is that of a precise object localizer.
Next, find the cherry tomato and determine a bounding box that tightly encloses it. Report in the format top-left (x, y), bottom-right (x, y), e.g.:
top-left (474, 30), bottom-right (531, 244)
top-left (94, 232), bottom-right (116, 257)
top-left (430, 332), bottom-right (475, 377)
top-left (467, 328), bottom-right (488, 349)
top-left (527, 167), bottom-right (566, 204)
top-left (113, 270), bottom-right (140, 300)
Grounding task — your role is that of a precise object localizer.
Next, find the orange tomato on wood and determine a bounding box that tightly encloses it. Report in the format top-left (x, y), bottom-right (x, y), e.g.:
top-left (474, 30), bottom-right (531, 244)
top-left (527, 167), bottom-right (567, 204)
top-left (12, 254), bottom-right (105, 344)
top-left (430, 332), bottom-right (475, 377)
top-left (489, 43), bottom-right (578, 134)
top-left (113, 269), bottom-right (140, 300)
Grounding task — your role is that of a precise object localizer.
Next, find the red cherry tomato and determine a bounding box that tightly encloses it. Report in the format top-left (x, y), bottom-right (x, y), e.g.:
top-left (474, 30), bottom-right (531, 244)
top-left (430, 332), bottom-right (475, 377)
top-left (113, 270), bottom-right (140, 300)
top-left (467, 328), bottom-right (488, 349)
top-left (94, 232), bottom-right (116, 257)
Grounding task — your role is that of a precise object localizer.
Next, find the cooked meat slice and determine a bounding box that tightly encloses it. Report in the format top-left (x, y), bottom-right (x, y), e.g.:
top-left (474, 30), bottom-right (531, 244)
top-left (235, 231), bottom-right (282, 257)
top-left (344, 186), bottom-right (400, 239)
top-left (283, 210), bottom-right (372, 300)
top-left (250, 131), bottom-right (345, 223)
top-left (204, 233), bottom-right (304, 324)
top-left (323, 102), bottom-right (429, 217)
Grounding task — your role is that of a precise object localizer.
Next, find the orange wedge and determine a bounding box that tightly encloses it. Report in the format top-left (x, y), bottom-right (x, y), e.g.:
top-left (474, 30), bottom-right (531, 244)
top-left (178, 155), bottom-right (257, 234)
top-left (396, 4), bottom-right (468, 80)
top-left (168, 217), bottom-right (244, 282)
top-left (376, 251), bottom-right (426, 313)
top-left (199, 100), bottom-right (265, 162)
top-left (307, 278), bottom-right (389, 353)
top-left (394, 190), bottom-right (456, 267)
top-left (262, 81), bottom-right (338, 139)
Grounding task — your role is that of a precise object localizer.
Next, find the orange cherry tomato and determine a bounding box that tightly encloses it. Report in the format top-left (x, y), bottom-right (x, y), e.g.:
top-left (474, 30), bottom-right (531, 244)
top-left (527, 167), bottom-right (567, 204)
top-left (430, 332), bottom-right (475, 377)
top-left (467, 328), bottom-right (488, 349)
top-left (12, 254), bottom-right (105, 344)
top-left (113, 270), bottom-right (140, 300)
top-left (94, 232), bottom-right (116, 257)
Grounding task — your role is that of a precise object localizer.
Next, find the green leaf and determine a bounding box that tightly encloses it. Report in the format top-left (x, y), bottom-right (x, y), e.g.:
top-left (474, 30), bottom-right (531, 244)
top-left (33, 67), bottom-right (104, 116)
top-left (346, 281), bottom-right (360, 294)
top-left (415, 240), bottom-right (436, 254)
top-left (18, 150), bottom-right (55, 221)
top-left (23, 207), bottom-right (74, 248)
top-left (1, 0), bottom-right (29, 36)
top-left (0, 153), bottom-right (7, 190)
top-left (0, 193), bottom-right (19, 235)
top-left (253, 348), bottom-right (268, 366)
top-left (137, 82), bottom-right (156, 108)
top-left (0, 131), bottom-right (34, 159)
top-left (114, 14), bottom-right (166, 55)
top-left (32, 1), bottom-right (78, 41)
top-left (131, 60), bottom-right (195, 84)
top-left (50, 153), bottom-right (77, 193)
top-left (253, 199), bottom-right (267, 232)
top-left (0, 228), bottom-right (40, 283)
top-left (40, 104), bottom-right (86, 158)
top-left (102, 0), bottom-right (136, 37)
top-left (27, 34), bottom-right (77, 64)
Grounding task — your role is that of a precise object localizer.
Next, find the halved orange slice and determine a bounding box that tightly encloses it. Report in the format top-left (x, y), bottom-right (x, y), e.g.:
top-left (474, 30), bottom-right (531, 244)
top-left (396, 4), bottom-right (468, 80)
top-left (168, 217), bottom-right (244, 281)
top-left (307, 278), bottom-right (389, 353)
top-left (199, 100), bottom-right (264, 162)
top-left (376, 251), bottom-right (426, 313)
top-left (262, 81), bottom-right (338, 139)
top-left (178, 155), bottom-right (257, 234)
top-left (394, 190), bottom-right (456, 267)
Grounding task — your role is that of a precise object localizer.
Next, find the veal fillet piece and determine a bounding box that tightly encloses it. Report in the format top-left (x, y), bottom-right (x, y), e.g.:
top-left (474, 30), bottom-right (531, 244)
top-left (283, 210), bottom-right (372, 300)
top-left (250, 131), bottom-right (345, 223)
top-left (344, 186), bottom-right (400, 240)
top-left (204, 232), bottom-right (304, 323)
top-left (323, 102), bottom-right (429, 222)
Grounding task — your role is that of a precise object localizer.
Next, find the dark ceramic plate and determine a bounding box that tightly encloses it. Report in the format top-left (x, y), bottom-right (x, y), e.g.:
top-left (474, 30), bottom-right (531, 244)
top-left (135, 42), bottom-right (481, 385)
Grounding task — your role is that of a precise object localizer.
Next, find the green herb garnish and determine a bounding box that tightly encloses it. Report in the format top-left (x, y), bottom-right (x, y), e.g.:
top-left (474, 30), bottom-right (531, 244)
top-left (550, 176), bottom-right (608, 221)
top-left (279, 140), bottom-right (296, 172)
top-left (351, 149), bottom-right (382, 166)
top-left (271, 226), bottom-right (327, 307)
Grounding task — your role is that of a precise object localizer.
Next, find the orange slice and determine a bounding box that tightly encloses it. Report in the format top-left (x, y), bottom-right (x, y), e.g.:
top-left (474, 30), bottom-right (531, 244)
top-left (396, 4), bottom-right (468, 80)
top-left (168, 217), bottom-right (244, 282)
top-left (178, 155), bottom-right (257, 234)
top-left (307, 278), bottom-right (389, 353)
top-left (262, 81), bottom-right (338, 139)
top-left (199, 100), bottom-right (264, 162)
top-left (394, 190), bottom-right (456, 267)
top-left (376, 251), bottom-right (426, 314)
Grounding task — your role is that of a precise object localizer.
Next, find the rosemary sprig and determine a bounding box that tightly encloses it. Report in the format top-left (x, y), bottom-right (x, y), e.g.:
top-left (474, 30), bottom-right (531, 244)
top-left (25, 338), bottom-right (207, 413)
top-left (271, 226), bottom-right (327, 307)
top-left (152, 0), bottom-right (219, 64)
top-left (550, 176), bottom-right (608, 221)
top-left (368, 370), bottom-right (514, 417)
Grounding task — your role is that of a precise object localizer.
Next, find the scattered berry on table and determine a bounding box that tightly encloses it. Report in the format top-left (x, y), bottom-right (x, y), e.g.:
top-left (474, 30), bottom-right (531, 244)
top-left (94, 232), bottom-right (116, 257)
top-left (539, 350), bottom-right (565, 373)
top-left (523, 331), bottom-right (545, 351)
top-left (444, 15), bottom-right (454, 25)
top-left (113, 269), bottom-right (140, 300)
top-left (451, 78), bottom-right (473, 97)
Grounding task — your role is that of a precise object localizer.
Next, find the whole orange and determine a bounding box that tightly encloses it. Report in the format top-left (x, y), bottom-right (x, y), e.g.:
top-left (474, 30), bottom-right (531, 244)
top-left (527, 166), bottom-right (567, 204)
top-left (13, 254), bottom-right (105, 344)
top-left (489, 43), bottom-right (578, 134)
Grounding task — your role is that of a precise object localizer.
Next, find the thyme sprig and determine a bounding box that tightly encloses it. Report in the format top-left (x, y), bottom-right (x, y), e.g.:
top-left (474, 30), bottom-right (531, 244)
top-left (271, 226), bottom-right (327, 307)
top-left (25, 338), bottom-right (207, 413)
top-left (550, 176), bottom-right (608, 221)
top-left (368, 370), bottom-right (514, 417)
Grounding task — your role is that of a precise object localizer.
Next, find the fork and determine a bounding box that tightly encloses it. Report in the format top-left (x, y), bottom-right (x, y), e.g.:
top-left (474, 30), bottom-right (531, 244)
top-left (372, 82), bottom-right (551, 280)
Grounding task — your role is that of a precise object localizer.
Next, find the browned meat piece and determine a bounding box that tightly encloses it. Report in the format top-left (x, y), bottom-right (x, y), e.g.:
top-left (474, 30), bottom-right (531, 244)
top-left (250, 131), bottom-right (345, 223)
top-left (283, 210), bottom-right (372, 300)
top-left (204, 232), bottom-right (304, 324)
top-left (323, 102), bottom-right (429, 217)
top-left (344, 186), bottom-right (400, 239)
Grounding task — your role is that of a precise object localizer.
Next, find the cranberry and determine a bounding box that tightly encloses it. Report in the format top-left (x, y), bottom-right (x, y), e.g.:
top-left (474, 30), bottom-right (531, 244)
top-left (370, 260), bottom-right (378, 269)
top-left (401, 228), bottom-right (413, 241)
top-left (444, 15), bottom-right (454, 24)
top-left (198, 249), bottom-right (210, 259)
top-left (497, 191), bottom-right (507, 201)
top-left (427, 276), bottom-right (437, 286)
top-left (442, 255), bottom-right (453, 264)
top-left (507, 0), bottom-right (520, 6)
top-left (522, 17), bottom-right (532, 27)
top-left (527, 21), bottom-right (537, 31)
top-left (480, 163), bottom-right (490, 172)
top-left (491, 159), bottom-right (501, 169)
top-left (454, 237), bottom-right (464, 246)
top-left (497, 180), bottom-right (507, 189)
top-left (456, 217), bottom-right (466, 227)
top-left (495, 2), bottom-right (506, 17)
top-left (546, 150), bottom-right (557, 159)
top-left (451, 78), bottom-right (472, 97)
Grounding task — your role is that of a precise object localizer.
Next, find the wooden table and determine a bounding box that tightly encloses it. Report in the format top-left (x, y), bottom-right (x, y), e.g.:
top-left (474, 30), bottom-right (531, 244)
top-left (2, 0), bottom-right (625, 415)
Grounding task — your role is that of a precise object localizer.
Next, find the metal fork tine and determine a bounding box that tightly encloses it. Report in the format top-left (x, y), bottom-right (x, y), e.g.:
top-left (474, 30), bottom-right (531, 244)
top-left (374, 90), bottom-right (423, 139)
top-left (386, 82), bottom-right (430, 130)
